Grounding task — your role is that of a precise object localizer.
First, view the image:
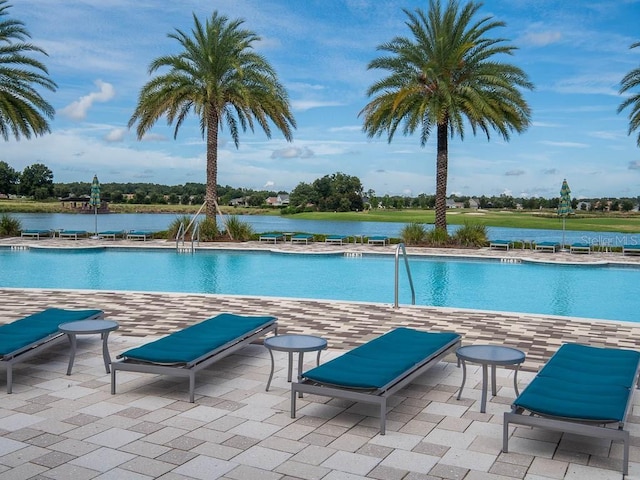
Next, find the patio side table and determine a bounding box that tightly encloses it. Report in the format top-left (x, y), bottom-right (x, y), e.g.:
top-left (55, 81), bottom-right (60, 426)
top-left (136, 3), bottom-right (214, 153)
top-left (264, 334), bottom-right (327, 391)
top-left (59, 319), bottom-right (119, 375)
top-left (456, 344), bottom-right (525, 413)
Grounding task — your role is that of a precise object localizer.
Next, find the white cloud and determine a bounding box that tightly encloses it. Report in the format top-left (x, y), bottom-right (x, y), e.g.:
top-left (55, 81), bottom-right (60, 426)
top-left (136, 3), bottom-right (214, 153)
top-left (60, 80), bottom-right (116, 120)
top-left (291, 100), bottom-right (344, 111)
top-left (522, 30), bottom-right (562, 47)
top-left (271, 146), bottom-right (314, 159)
top-left (104, 128), bottom-right (126, 142)
top-left (539, 141), bottom-right (590, 148)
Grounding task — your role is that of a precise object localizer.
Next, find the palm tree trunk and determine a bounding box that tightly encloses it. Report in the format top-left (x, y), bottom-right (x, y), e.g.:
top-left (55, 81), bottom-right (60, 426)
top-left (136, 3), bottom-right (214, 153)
top-left (434, 122), bottom-right (449, 231)
top-left (205, 109), bottom-right (219, 226)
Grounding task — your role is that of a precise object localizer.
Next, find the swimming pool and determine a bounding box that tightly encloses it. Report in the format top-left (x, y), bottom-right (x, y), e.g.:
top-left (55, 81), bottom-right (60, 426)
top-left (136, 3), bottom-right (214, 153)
top-left (1, 247), bottom-right (638, 323)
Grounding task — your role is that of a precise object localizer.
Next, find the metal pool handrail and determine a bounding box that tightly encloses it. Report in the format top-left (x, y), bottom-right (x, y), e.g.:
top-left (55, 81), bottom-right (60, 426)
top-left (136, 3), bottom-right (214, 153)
top-left (394, 243), bottom-right (415, 308)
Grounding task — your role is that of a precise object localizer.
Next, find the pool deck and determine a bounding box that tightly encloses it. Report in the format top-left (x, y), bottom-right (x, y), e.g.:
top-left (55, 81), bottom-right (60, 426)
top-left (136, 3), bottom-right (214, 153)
top-left (1, 237), bottom-right (640, 478)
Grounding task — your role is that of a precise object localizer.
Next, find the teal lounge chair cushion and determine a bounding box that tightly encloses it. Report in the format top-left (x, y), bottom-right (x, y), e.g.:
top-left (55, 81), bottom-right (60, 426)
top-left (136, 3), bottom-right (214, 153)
top-left (302, 327), bottom-right (460, 389)
top-left (0, 308), bottom-right (103, 356)
top-left (514, 343), bottom-right (640, 422)
top-left (120, 313), bottom-right (276, 364)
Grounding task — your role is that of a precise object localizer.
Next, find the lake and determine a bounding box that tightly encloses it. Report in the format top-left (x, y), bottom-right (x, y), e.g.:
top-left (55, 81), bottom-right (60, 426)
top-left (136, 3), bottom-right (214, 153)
top-left (10, 212), bottom-right (640, 247)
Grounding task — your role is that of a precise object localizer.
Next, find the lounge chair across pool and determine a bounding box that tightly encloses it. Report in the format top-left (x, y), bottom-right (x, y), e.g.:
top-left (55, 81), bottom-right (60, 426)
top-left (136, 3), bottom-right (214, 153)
top-left (291, 233), bottom-right (313, 244)
top-left (20, 229), bottom-right (52, 239)
top-left (0, 308), bottom-right (104, 393)
top-left (325, 234), bottom-right (348, 245)
top-left (534, 241), bottom-right (560, 252)
top-left (127, 230), bottom-right (153, 241)
top-left (111, 313), bottom-right (277, 402)
top-left (367, 235), bottom-right (389, 246)
top-left (59, 230), bottom-right (88, 240)
top-left (623, 244), bottom-right (640, 255)
top-left (569, 242), bottom-right (591, 254)
top-left (98, 230), bottom-right (125, 240)
top-left (259, 232), bottom-right (283, 243)
top-left (489, 239), bottom-right (512, 250)
top-left (503, 343), bottom-right (640, 475)
top-left (291, 327), bottom-right (461, 434)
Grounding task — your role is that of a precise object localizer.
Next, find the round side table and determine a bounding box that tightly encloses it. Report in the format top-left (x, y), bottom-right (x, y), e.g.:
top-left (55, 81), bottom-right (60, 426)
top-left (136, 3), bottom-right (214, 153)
top-left (455, 344), bottom-right (525, 413)
top-left (264, 334), bottom-right (327, 391)
top-left (59, 319), bottom-right (119, 375)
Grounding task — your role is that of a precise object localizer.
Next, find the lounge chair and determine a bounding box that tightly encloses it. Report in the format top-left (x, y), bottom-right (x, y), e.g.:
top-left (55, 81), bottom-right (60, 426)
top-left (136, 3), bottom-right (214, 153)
top-left (291, 327), bottom-right (461, 434)
top-left (0, 308), bottom-right (104, 393)
top-left (503, 343), bottom-right (640, 476)
top-left (126, 230), bottom-right (153, 241)
top-left (20, 229), bottom-right (52, 240)
top-left (259, 232), bottom-right (283, 243)
top-left (367, 235), bottom-right (389, 246)
top-left (569, 242), bottom-right (591, 254)
top-left (325, 235), bottom-right (348, 245)
top-left (291, 233), bottom-right (314, 244)
top-left (534, 241), bottom-right (560, 252)
top-left (489, 239), bottom-right (512, 251)
top-left (98, 230), bottom-right (125, 240)
top-left (111, 313), bottom-right (277, 402)
top-left (622, 244), bottom-right (640, 255)
top-left (58, 230), bottom-right (88, 240)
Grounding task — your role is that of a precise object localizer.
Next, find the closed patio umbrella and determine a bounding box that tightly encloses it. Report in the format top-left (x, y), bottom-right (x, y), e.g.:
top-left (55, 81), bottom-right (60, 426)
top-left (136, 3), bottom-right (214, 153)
top-left (558, 179), bottom-right (572, 250)
top-left (89, 175), bottom-right (100, 238)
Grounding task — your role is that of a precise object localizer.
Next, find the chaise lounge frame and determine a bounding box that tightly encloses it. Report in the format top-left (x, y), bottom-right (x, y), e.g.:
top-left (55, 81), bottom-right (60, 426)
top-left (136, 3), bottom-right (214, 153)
top-left (126, 231), bottom-right (152, 241)
top-left (534, 241), bottom-right (560, 252)
top-left (58, 230), bottom-right (88, 240)
top-left (111, 316), bottom-right (277, 402)
top-left (291, 234), bottom-right (313, 244)
top-left (291, 330), bottom-right (461, 434)
top-left (325, 235), bottom-right (348, 245)
top-left (489, 240), bottom-right (512, 251)
top-left (259, 233), bottom-right (283, 243)
top-left (20, 229), bottom-right (52, 240)
top-left (367, 236), bottom-right (389, 246)
top-left (1, 308), bottom-right (104, 393)
top-left (503, 344), bottom-right (640, 476)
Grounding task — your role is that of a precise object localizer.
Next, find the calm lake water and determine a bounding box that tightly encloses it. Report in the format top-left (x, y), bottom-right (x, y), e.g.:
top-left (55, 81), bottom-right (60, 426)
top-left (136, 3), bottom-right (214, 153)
top-left (11, 212), bottom-right (640, 246)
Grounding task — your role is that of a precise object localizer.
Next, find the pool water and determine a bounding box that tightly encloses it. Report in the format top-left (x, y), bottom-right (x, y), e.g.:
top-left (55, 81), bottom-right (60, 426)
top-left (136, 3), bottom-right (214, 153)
top-left (1, 247), bottom-right (638, 323)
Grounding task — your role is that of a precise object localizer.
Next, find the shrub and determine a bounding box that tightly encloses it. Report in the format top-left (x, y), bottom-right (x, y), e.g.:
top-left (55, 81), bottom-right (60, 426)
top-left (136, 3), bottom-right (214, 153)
top-left (223, 215), bottom-right (254, 241)
top-left (425, 227), bottom-right (450, 247)
top-left (0, 214), bottom-right (21, 236)
top-left (198, 217), bottom-right (219, 241)
top-left (400, 222), bottom-right (427, 245)
top-left (452, 222), bottom-right (487, 247)
top-left (166, 215), bottom-right (194, 240)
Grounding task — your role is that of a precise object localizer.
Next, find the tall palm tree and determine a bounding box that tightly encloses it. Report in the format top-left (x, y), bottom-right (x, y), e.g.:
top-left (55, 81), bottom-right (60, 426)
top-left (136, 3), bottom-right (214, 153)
top-left (618, 41), bottom-right (640, 147)
top-left (129, 12), bottom-right (296, 223)
top-left (360, 0), bottom-right (532, 232)
top-left (0, 0), bottom-right (57, 141)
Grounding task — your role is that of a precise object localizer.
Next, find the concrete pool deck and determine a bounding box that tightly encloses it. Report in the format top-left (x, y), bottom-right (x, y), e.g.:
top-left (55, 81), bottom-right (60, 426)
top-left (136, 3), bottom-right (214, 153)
top-left (1, 238), bottom-right (640, 478)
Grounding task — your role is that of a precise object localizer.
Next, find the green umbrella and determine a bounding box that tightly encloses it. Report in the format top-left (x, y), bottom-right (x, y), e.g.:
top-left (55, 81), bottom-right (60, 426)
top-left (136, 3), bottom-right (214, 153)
top-left (558, 179), bottom-right (572, 249)
top-left (89, 175), bottom-right (100, 236)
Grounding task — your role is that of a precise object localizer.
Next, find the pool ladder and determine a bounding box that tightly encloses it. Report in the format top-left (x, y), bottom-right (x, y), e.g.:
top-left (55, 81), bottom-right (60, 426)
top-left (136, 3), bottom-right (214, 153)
top-left (394, 243), bottom-right (416, 308)
top-left (176, 221), bottom-right (200, 253)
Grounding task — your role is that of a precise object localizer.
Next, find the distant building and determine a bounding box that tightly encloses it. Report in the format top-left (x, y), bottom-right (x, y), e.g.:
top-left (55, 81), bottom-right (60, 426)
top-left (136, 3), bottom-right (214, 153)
top-left (265, 194), bottom-right (290, 207)
top-left (59, 195), bottom-right (109, 213)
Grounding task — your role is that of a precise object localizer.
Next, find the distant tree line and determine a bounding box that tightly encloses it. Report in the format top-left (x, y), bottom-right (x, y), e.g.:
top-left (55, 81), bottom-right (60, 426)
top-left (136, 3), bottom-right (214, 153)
top-left (1, 160), bottom-right (638, 212)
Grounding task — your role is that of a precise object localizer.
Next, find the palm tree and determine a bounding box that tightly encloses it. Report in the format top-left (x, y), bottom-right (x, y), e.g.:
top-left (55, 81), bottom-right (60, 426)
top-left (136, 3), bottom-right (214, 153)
top-left (0, 0), bottom-right (57, 141)
top-left (360, 0), bottom-right (532, 232)
top-left (129, 12), bottom-right (296, 223)
top-left (618, 41), bottom-right (640, 147)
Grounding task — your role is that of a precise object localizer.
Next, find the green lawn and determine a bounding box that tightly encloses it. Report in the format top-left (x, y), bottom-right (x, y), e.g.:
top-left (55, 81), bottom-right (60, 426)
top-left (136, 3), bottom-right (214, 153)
top-left (292, 209), bottom-right (640, 233)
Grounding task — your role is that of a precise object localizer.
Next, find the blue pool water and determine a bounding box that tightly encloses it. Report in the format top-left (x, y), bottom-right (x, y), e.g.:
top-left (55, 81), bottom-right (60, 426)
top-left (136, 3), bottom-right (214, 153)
top-left (0, 247), bottom-right (638, 323)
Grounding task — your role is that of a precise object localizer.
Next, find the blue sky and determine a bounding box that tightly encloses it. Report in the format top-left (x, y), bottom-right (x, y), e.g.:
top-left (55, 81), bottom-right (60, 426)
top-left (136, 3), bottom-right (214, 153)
top-left (4, 0), bottom-right (640, 199)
